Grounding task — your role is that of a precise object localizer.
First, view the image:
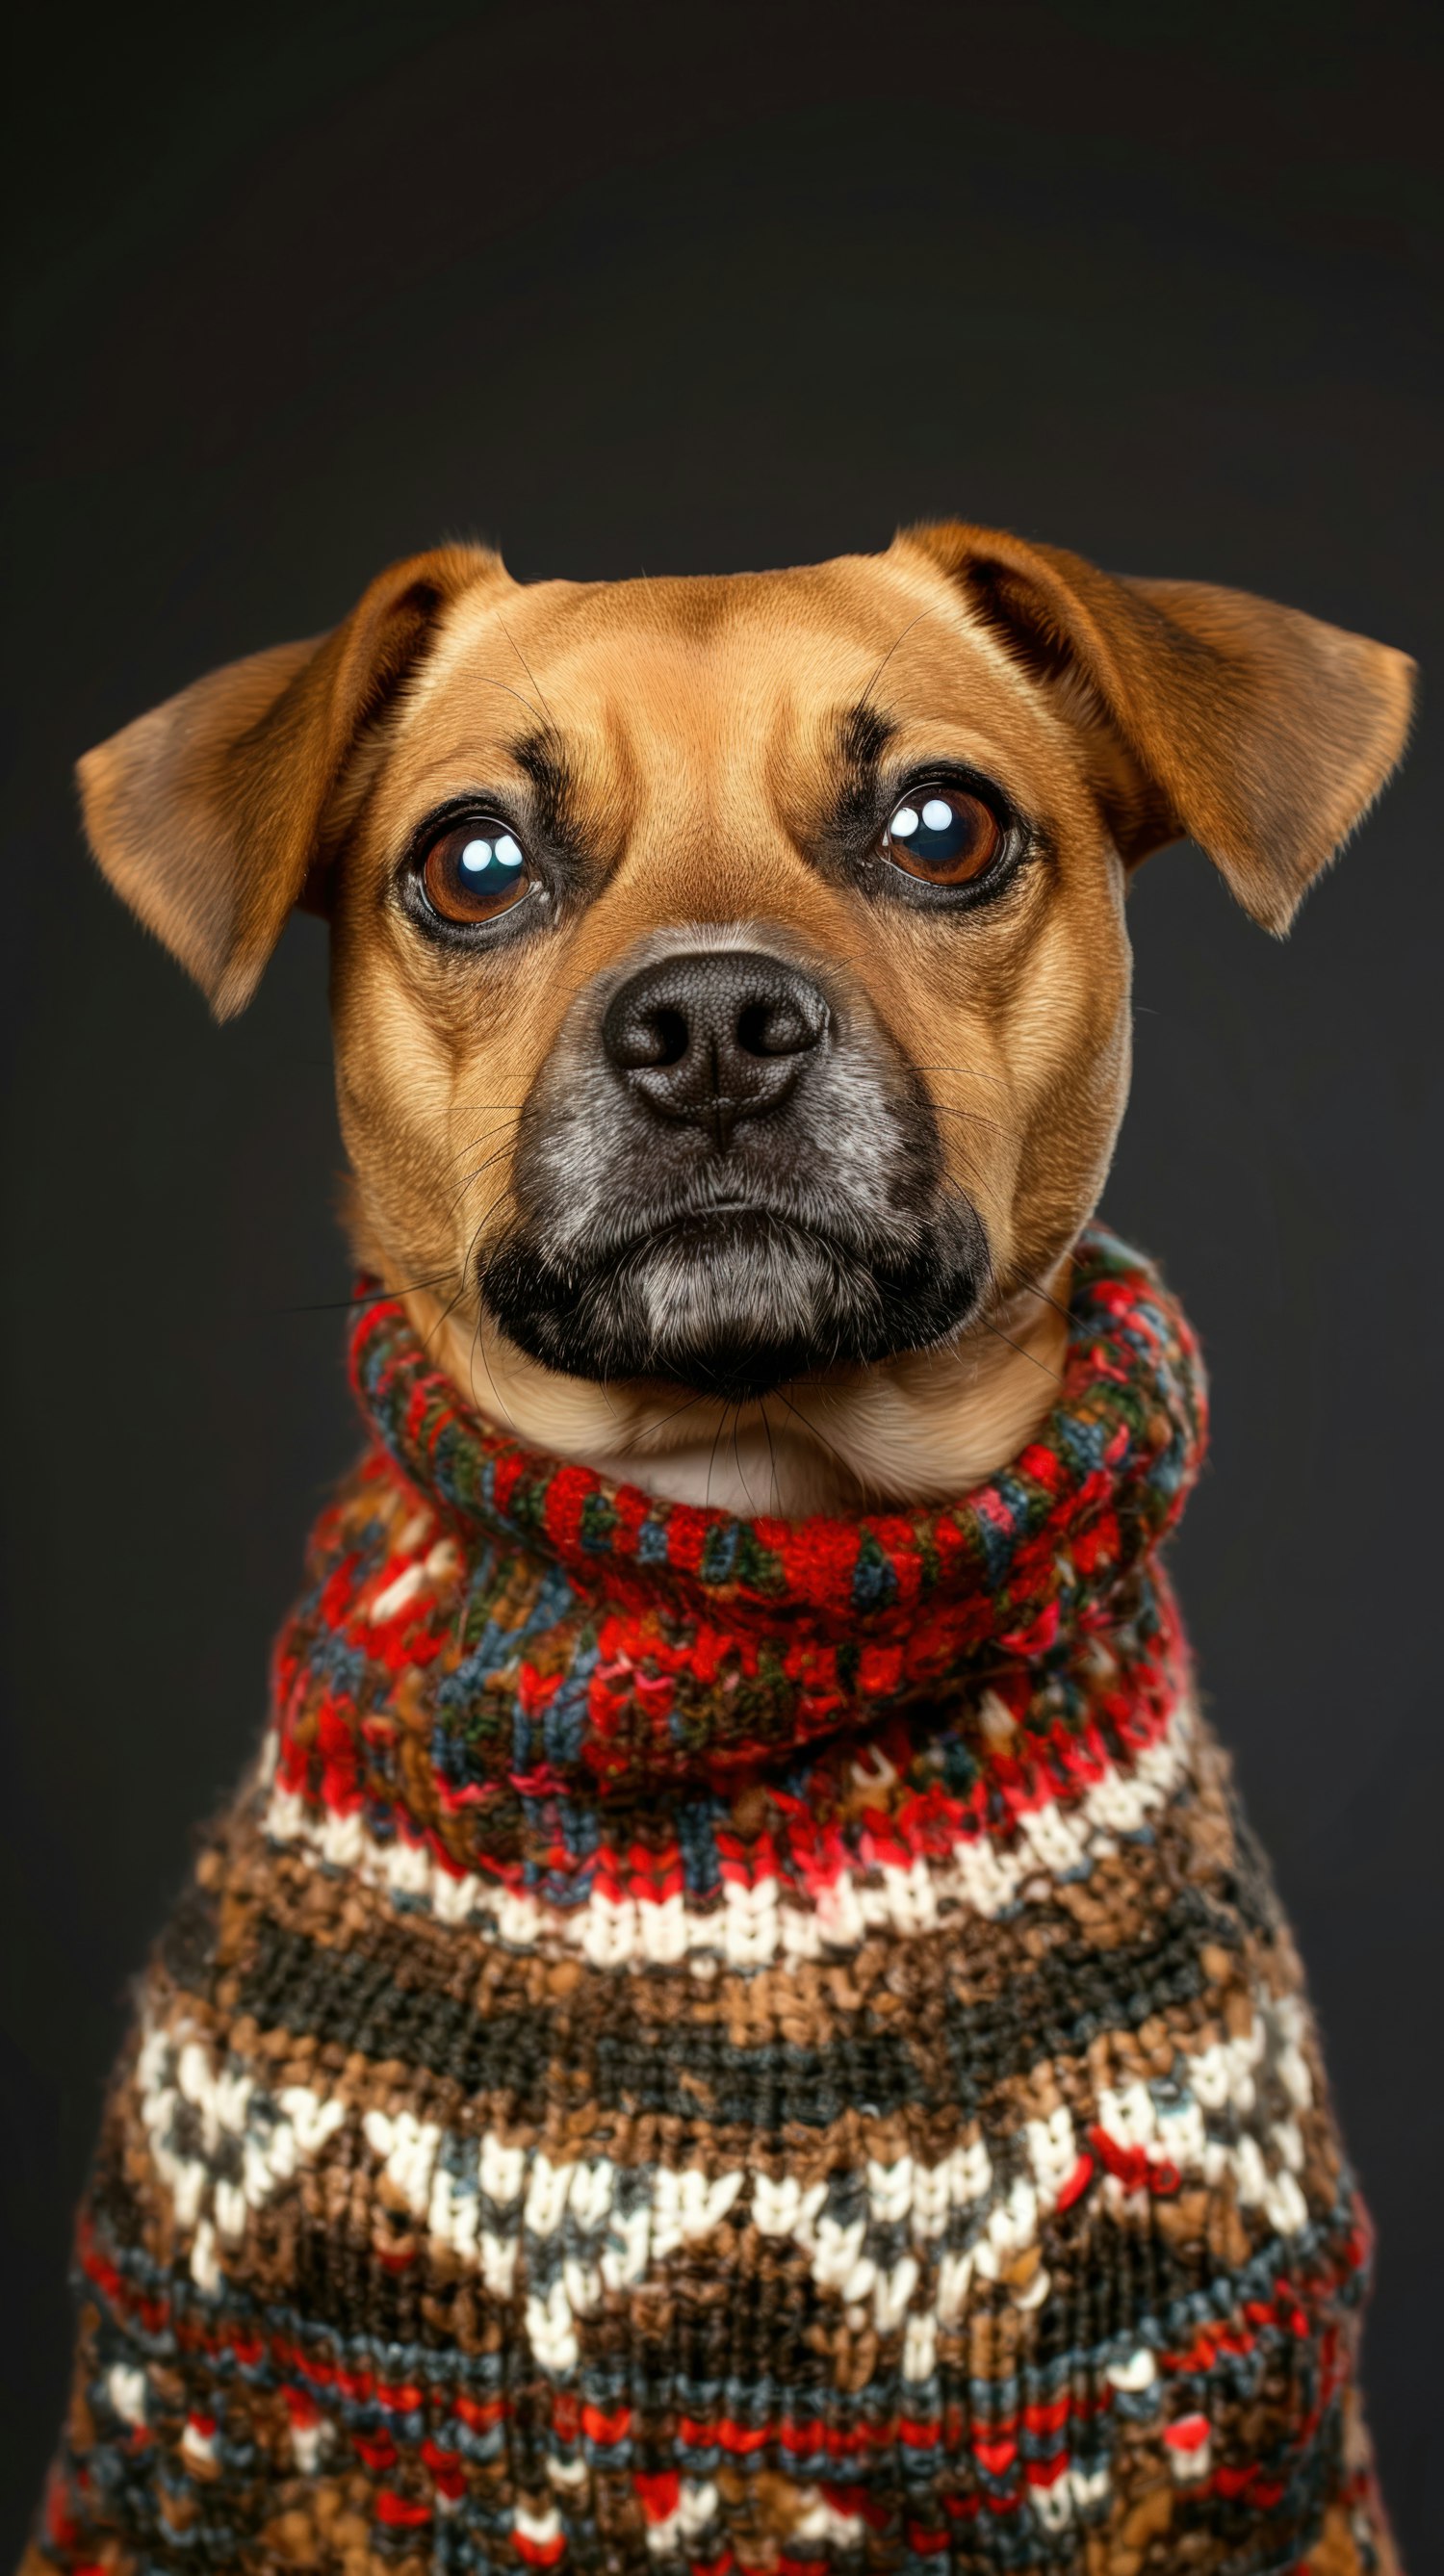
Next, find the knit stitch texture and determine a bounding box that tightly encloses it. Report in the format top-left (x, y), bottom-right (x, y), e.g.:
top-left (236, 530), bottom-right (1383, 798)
top-left (30, 1227), bottom-right (1396, 2576)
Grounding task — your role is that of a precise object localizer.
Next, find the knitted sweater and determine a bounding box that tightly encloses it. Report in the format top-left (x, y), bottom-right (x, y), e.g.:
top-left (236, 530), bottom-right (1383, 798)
top-left (32, 1228), bottom-right (1395, 2576)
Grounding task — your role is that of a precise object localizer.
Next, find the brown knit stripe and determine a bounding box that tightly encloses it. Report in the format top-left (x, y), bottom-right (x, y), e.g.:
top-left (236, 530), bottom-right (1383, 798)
top-left (168, 1729), bottom-right (1284, 2065)
top-left (108, 1941), bottom-right (1343, 2361)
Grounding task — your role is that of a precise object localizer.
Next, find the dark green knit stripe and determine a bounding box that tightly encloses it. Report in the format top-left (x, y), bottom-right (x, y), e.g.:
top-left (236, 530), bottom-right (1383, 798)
top-left (233, 1891), bottom-right (1243, 2131)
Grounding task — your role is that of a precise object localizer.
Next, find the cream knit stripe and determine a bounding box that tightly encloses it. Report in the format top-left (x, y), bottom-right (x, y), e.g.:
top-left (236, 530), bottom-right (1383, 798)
top-left (131, 1978), bottom-right (1318, 2365)
top-left (257, 1695), bottom-right (1195, 1970)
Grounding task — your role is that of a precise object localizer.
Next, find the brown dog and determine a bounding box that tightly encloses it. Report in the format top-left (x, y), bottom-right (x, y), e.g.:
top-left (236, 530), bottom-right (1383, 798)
top-left (39, 527), bottom-right (1413, 2576)
top-left (79, 525), bottom-right (1412, 1509)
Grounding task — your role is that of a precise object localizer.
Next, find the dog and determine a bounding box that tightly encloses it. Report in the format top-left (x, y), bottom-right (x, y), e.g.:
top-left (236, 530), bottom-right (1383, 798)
top-left (32, 524), bottom-right (1412, 2576)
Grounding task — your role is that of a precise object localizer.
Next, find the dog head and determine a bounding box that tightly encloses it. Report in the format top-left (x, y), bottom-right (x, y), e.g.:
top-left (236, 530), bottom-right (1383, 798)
top-left (80, 526), bottom-right (1412, 1507)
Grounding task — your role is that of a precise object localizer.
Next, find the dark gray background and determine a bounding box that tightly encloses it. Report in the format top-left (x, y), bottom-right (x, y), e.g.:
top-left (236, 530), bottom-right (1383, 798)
top-left (4, 1), bottom-right (1439, 2561)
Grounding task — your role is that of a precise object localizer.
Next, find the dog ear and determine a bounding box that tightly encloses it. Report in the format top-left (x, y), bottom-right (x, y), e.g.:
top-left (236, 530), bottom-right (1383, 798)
top-left (902, 521), bottom-right (1415, 932)
top-left (78, 544), bottom-right (503, 1018)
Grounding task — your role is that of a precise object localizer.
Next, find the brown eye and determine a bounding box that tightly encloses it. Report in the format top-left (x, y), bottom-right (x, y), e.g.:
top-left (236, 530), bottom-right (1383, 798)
top-left (420, 821), bottom-right (535, 924)
top-left (880, 787), bottom-right (1002, 886)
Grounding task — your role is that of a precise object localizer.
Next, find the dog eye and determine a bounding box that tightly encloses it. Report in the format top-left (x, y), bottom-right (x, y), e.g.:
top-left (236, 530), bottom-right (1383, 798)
top-left (880, 787), bottom-right (1002, 886)
top-left (419, 821), bottom-right (533, 924)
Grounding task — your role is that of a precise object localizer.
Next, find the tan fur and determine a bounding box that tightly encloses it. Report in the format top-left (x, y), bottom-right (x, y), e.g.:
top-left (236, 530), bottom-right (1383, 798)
top-left (78, 528), bottom-right (1414, 1511)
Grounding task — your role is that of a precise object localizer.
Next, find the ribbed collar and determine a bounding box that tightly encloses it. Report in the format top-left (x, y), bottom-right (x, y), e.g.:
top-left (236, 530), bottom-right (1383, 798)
top-left (346, 1224), bottom-right (1206, 1661)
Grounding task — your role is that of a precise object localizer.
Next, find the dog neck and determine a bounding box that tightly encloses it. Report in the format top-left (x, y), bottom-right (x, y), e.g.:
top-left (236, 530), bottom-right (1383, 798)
top-left (393, 1265), bottom-right (1071, 1515)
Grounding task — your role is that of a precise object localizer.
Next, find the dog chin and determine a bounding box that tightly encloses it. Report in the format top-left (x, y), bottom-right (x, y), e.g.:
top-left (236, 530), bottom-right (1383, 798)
top-left (480, 1203), bottom-right (989, 1400)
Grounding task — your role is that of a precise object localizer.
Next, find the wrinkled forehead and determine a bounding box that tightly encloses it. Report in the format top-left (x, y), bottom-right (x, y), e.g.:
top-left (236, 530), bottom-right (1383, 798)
top-left (397, 553), bottom-right (1066, 804)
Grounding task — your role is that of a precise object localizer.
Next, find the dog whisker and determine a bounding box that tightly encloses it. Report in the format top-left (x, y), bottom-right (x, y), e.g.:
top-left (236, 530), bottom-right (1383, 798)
top-left (759, 1395), bottom-right (780, 1515)
top-left (1011, 1271), bottom-right (1073, 1325)
top-left (730, 1407), bottom-right (764, 1516)
top-left (424, 1187), bottom-right (514, 1359)
top-left (930, 1104), bottom-right (1020, 1141)
top-left (444, 1116), bottom-right (521, 1156)
top-left (970, 1315), bottom-right (1065, 1381)
top-left (768, 1385), bottom-right (859, 1491)
top-left (276, 1270), bottom-right (461, 1315)
top-left (455, 1201), bottom-right (533, 1437)
top-left (611, 1389), bottom-right (711, 1461)
top-left (443, 1145), bottom-right (513, 1223)
top-left (467, 1301), bottom-right (520, 1437)
top-left (913, 1062), bottom-right (1011, 1089)
top-left (498, 619), bottom-right (561, 734)
top-left (855, 607), bottom-right (937, 716)
top-left (466, 673), bottom-right (557, 734)
top-left (706, 1402), bottom-right (738, 1512)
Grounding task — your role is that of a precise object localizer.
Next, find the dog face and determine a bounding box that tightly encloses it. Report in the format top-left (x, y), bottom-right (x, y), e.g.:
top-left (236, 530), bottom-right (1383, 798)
top-left (328, 552), bottom-right (1133, 1405)
top-left (80, 527), bottom-right (1412, 1507)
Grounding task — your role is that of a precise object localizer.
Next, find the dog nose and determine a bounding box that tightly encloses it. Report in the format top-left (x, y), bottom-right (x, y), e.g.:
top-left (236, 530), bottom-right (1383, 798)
top-left (602, 950), bottom-right (830, 1146)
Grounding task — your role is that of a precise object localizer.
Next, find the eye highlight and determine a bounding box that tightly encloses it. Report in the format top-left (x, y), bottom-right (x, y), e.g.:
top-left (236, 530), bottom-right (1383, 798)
top-left (880, 786), bottom-right (1003, 888)
top-left (419, 820), bottom-right (534, 924)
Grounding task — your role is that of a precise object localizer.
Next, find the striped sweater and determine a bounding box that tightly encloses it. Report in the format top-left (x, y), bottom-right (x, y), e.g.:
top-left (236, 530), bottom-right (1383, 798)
top-left (31, 1228), bottom-right (1396, 2576)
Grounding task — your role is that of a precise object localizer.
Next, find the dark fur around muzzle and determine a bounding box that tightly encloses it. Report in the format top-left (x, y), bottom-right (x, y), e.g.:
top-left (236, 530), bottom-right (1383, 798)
top-left (479, 941), bottom-right (989, 1399)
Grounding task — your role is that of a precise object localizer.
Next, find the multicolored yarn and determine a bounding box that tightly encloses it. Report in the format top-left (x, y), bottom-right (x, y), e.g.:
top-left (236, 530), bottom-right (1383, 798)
top-left (31, 1227), bottom-right (1396, 2576)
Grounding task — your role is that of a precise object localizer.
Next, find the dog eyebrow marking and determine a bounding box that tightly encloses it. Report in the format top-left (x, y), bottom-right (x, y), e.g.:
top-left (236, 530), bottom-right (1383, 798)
top-left (510, 731), bottom-right (579, 841)
top-left (828, 701), bottom-right (897, 838)
top-left (838, 701), bottom-right (896, 776)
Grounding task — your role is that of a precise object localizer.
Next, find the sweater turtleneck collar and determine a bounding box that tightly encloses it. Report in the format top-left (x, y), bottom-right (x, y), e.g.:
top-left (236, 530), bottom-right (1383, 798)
top-left (348, 1221), bottom-right (1204, 1644)
top-left (264, 1225), bottom-right (1207, 1853)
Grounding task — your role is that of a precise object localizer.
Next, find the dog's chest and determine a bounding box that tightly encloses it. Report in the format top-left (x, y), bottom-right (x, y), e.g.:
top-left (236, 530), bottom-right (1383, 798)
top-left (45, 1243), bottom-right (1391, 2573)
top-left (87, 1636), bottom-right (1371, 2570)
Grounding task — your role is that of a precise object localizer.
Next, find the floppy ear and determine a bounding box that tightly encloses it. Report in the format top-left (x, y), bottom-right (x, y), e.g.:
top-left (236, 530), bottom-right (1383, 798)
top-left (77, 543), bottom-right (502, 1018)
top-left (902, 520), bottom-right (1416, 932)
